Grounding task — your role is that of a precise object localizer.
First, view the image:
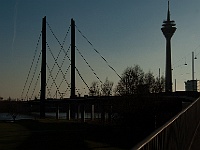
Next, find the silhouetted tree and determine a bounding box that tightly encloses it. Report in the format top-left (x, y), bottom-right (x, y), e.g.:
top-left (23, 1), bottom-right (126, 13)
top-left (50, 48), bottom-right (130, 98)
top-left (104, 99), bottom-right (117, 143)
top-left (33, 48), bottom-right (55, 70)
top-left (115, 65), bottom-right (165, 95)
top-left (153, 75), bottom-right (165, 93)
top-left (101, 77), bottom-right (114, 96)
top-left (144, 71), bottom-right (155, 93)
top-left (115, 65), bottom-right (144, 95)
top-left (89, 81), bottom-right (100, 96)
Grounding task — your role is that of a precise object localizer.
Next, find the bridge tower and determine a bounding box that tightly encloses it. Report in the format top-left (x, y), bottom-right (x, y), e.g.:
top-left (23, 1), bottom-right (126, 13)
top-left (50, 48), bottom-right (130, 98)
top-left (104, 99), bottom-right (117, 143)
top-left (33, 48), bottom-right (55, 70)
top-left (40, 16), bottom-right (46, 118)
top-left (161, 1), bottom-right (176, 92)
top-left (71, 18), bottom-right (76, 98)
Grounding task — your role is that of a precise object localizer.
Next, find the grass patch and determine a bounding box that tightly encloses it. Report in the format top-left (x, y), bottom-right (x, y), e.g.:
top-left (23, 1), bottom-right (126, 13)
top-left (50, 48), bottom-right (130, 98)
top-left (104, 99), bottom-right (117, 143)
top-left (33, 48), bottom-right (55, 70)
top-left (0, 121), bottom-right (30, 150)
top-left (0, 119), bottom-right (142, 150)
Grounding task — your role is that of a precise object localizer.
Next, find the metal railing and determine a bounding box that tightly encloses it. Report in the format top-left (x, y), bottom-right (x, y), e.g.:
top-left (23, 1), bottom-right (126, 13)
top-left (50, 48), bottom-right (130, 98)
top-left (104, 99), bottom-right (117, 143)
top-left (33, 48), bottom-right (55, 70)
top-left (133, 97), bottom-right (200, 150)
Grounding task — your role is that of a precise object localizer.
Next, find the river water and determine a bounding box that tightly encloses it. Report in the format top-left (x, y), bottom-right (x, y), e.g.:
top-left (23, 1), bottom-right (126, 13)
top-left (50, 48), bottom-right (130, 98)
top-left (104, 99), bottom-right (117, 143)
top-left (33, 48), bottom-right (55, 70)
top-left (0, 113), bottom-right (34, 121)
top-left (0, 112), bottom-right (105, 120)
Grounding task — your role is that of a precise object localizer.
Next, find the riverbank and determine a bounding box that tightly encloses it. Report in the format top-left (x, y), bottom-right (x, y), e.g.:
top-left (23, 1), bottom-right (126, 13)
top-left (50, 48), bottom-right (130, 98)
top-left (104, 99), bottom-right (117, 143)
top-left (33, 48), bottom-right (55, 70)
top-left (0, 119), bottom-right (144, 150)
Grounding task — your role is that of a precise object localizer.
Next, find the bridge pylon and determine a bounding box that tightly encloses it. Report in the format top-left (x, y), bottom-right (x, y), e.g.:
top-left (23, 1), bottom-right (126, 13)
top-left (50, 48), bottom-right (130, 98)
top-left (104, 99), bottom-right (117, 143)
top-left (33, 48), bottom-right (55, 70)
top-left (40, 16), bottom-right (46, 118)
top-left (70, 18), bottom-right (76, 98)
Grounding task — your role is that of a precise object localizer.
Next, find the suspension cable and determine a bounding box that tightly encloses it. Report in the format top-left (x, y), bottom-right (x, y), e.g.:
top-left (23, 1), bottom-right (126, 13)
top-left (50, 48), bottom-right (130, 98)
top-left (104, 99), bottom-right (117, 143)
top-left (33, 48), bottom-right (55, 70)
top-left (46, 22), bottom-right (71, 84)
top-left (25, 50), bottom-right (42, 100)
top-left (49, 22), bottom-right (120, 95)
top-left (47, 22), bottom-right (80, 97)
top-left (46, 21), bottom-right (62, 46)
top-left (21, 32), bottom-right (42, 100)
top-left (75, 25), bottom-right (122, 80)
top-left (76, 46), bottom-right (103, 85)
top-left (47, 21), bottom-right (86, 95)
top-left (47, 86), bottom-right (52, 98)
top-left (75, 67), bottom-right (90, 90)
top-left (52, 64), bottom-right (71, 98)
top-left (46, 63), bottom-right (62, 98)
top-left (30, 71), bottom-right (41, 100)
top-left (46, 42), bottom-right (71, 90)
top-left (46, 21), bottom-right (71, 50)
top-left (47, 21), bottom-right (71, 61)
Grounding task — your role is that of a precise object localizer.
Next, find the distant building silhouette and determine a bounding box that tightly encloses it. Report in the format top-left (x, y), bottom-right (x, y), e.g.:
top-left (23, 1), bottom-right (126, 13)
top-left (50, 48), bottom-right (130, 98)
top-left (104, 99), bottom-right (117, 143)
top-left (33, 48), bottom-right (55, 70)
top-left (185, 80), bottom-right (200, 92)
top-left (161, 1), bottom-right (176, 92)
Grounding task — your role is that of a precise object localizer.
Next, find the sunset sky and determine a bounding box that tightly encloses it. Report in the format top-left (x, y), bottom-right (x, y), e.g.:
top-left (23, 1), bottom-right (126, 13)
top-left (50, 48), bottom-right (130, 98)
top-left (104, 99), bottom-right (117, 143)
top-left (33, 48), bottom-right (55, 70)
top-left (1, 0), bottom-right (200, 99)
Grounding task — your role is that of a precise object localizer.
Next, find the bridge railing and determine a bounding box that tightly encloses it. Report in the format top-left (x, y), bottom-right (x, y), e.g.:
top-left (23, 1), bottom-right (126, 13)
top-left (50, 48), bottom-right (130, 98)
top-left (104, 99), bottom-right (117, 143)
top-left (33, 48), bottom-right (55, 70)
top-left (132, 97), bottom-right (200, 150)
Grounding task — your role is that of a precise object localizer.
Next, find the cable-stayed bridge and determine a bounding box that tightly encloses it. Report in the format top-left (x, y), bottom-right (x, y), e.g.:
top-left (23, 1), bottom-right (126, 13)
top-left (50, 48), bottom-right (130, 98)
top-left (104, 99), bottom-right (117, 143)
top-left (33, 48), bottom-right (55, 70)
top-left (21, 17), bottom-right (120, 101)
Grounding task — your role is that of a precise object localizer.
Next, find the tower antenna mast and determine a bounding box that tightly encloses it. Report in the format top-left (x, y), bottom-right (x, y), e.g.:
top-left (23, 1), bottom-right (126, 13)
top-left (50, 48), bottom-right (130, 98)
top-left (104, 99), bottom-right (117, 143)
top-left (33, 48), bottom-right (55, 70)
top-left (161, 1), bottom-right (177, 92)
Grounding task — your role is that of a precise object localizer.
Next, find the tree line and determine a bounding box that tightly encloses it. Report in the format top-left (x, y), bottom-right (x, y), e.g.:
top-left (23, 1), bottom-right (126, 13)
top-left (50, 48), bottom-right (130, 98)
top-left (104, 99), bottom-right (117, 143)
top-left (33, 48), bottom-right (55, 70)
top-left (89, 64), bottom-right (164, 96)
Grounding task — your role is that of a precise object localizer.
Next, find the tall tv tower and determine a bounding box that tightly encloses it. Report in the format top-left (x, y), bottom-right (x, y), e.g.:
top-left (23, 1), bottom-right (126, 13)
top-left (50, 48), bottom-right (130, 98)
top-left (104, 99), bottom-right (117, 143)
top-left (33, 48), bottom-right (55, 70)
top-left (161, 1), bottom-right (176, 92)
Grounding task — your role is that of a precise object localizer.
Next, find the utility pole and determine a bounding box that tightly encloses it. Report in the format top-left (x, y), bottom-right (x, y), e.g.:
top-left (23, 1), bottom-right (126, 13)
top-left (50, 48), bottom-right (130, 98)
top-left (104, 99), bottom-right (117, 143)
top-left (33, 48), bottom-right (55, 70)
top-left (192, 51), bottom-right (196, 91)
top-left (192, 51), bottom-right (194, 81)
top-left (174, 79), bottom-right (176, 92)
top-left (40, 16), bottom-right (46, 118)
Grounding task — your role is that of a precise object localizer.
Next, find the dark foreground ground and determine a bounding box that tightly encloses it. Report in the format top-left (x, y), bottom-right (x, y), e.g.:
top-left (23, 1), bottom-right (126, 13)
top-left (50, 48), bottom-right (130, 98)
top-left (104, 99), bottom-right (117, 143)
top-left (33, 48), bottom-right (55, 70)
top-left (0, 119), bottom-right (151, 150)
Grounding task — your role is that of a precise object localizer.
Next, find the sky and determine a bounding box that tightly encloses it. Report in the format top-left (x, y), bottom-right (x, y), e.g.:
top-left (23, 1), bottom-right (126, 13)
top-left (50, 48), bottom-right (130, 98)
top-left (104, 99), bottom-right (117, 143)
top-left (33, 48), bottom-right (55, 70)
top-left (1, 0), bottom-right (200, 99)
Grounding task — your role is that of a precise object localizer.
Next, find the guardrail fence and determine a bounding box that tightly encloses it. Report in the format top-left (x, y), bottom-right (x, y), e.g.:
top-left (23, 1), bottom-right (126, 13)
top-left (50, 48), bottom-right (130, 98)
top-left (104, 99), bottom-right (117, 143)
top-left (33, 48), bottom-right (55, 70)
top-left (133, 97), bottom-right (200, 150)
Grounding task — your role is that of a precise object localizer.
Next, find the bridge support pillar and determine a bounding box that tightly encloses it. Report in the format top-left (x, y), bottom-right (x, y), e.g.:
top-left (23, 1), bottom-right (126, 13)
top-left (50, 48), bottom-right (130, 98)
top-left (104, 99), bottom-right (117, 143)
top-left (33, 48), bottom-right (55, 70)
top-left (80, 104), bottom-right (85, 122)
top-left (66, 104), bottom-right (70, 120)
top-left (77, 105), bottom-right (80, 119)
top-left (70, 104), bottom-right (76, 119)
top-left (108, 105), bottom-right (112, 122)
top-left (91, 104), bottom-right (95, 120)
top-left (101, 105), bottom-right (105, 123)
top-left (56, 105), bottom-right (59, 120)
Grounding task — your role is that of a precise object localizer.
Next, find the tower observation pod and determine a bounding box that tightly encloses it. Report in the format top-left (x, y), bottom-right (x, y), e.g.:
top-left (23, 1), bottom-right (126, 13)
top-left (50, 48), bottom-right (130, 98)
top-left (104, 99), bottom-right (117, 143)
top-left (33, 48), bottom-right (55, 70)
top-left (161, 1), bottom-right (176, 92)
